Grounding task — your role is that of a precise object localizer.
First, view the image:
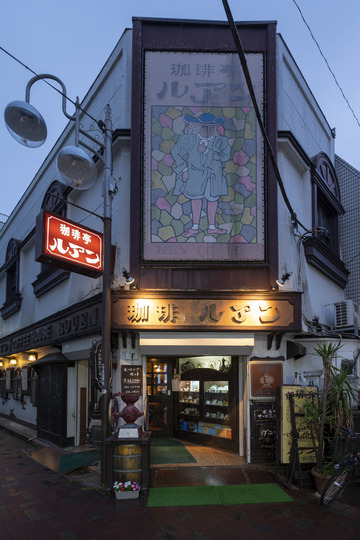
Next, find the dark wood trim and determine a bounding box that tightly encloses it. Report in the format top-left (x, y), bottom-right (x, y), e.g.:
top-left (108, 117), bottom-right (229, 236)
top-left (304, 237), bottom-right (349, 288)
top-left (32, 266), bottom-right (70, 298)
top-left (1, 293), bottom-right (22, 320)
top-left (277, 131), bottom-right (312, 168)
top-left (0, 294), bottom-right (102, 356)
top-left (131, 19), bottom-right (278, 292)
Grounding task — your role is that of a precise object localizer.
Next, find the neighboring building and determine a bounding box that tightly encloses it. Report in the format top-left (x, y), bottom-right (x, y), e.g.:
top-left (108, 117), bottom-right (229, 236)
top-left (336, 155), bottom-right (360, 307)
top-left (0, 19), bottom-right (358, 465)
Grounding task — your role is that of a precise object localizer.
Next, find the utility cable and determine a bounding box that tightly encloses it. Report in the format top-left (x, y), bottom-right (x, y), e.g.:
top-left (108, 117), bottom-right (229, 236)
top-left (222, 0), bottom-right (311, 233)
top-left (292, 0), bottom-right (360, 129)
top-left (0, 45), bottom-right (102, 129)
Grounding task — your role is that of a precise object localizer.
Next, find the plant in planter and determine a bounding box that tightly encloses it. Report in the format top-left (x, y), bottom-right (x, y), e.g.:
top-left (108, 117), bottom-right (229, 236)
top-left (113, 480), bottom-right (141, 500)
top-left (303, 342), bottom-right (356, 490)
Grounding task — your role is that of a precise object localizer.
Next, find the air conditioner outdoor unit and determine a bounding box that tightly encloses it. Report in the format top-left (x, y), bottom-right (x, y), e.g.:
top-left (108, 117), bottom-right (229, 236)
top-left (334, 300), bottom-right (360, 328)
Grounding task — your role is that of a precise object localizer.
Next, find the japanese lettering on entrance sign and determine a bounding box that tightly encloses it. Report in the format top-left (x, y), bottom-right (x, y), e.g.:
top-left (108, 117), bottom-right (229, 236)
top-left (113, 297), bottom-right (297, 331)
top-left (35, 210), bottom-right (103, 278)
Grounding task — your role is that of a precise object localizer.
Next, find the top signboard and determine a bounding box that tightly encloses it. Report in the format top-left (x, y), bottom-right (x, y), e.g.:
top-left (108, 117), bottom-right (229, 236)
top-left (35, 209), bottom-right (103, 278)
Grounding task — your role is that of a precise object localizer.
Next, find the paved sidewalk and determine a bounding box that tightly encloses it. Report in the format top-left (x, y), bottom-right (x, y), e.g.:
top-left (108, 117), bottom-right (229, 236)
top-left (1, 427), bottom-right (359, 539)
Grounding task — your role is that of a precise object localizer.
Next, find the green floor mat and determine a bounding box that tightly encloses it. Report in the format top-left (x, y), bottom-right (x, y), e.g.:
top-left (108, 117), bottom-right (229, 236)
top-left (58, 449), bottom-right (100, 473)
top-left (147, 483), bottom-right (293, 507)
top-left (151, 438), bottom-right (187, 447)
top-left (150, 438), bottom-right (196, 464)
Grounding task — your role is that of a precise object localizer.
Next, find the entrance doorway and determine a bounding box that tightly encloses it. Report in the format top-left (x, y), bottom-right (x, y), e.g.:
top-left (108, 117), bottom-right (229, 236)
top-left (34, 356), bottom-right (74, 447)
top-left (146, 358), bottom-right (173, 437)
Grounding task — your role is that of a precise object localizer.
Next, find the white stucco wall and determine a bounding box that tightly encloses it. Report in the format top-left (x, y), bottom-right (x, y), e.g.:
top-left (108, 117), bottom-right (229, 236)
top-left (276, 36), bottom-right (347, 332)
top-left (0, 29), bottom-right (132, 338)
top-left (277, 36), bottom-right (334, 161)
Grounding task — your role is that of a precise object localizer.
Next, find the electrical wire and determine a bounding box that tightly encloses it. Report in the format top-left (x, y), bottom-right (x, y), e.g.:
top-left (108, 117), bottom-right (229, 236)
top-left (221, 0), bottom-right (311, 233)
top-left (291, 0), bottom-right (360, 129)
top-left (0, 45), bottom-right (102, 129)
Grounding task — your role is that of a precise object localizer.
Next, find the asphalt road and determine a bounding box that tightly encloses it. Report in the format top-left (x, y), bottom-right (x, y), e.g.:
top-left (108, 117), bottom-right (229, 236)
top-left (0, 428), bottom-right (359, 539)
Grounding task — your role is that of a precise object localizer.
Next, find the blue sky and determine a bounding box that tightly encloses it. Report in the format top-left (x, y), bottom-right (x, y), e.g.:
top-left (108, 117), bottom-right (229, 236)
top-left (1, 0), bottom-right (359, 217)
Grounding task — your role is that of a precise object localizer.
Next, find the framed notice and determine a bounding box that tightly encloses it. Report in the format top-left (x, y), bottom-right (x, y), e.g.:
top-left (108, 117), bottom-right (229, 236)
top-left (250, 360), bottom-right (283, 399)
top-left (143, 50), bottom-right (265, 262)
top-left (121, 366), bottom-right (143, 395)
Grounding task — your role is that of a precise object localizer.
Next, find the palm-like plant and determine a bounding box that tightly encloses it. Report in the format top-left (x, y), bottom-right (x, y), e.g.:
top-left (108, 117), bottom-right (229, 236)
top-left (308, 343), bottom-right (356, 473)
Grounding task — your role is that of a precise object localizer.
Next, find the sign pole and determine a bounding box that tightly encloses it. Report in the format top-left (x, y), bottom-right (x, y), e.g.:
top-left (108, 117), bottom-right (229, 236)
top-left (100, 105), bottom-right (113, 487)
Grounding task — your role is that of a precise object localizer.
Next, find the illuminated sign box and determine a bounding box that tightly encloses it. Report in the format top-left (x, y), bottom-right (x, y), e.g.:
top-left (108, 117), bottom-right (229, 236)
top-left (35, 209), bottom-right (104, 278)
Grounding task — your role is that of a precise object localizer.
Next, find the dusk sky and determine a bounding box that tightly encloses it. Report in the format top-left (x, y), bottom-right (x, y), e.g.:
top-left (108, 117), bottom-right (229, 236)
top-left (1, 0), bottom-right (359, 217)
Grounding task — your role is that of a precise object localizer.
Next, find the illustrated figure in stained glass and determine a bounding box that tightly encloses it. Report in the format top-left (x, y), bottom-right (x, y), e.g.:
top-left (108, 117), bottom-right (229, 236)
top-left (171, 112), bottom-right (231, 237)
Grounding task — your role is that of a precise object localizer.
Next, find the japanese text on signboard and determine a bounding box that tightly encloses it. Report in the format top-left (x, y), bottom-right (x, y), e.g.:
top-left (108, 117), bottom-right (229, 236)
top-left (44, 212), bottom-right (103, 272)
top-left (121, 366), bottom-right (143, 395)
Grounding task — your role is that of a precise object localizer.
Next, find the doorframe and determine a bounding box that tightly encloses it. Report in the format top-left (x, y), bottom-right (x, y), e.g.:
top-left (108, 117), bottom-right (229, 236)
top-left (146, 357), bottom-right (174, 437)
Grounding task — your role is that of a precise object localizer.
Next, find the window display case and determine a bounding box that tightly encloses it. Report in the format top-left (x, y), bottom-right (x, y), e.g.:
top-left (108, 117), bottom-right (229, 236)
top-left (175, 357), bottom-right (237, 451)
top-left (178, 380), bottom-right (200, 419)
top-left (204, 381), bottom-right (229, 424)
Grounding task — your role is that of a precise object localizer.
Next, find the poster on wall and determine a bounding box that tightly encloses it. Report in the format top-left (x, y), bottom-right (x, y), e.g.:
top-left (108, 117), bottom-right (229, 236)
top-left (143, 51), bottom-right (265, 262)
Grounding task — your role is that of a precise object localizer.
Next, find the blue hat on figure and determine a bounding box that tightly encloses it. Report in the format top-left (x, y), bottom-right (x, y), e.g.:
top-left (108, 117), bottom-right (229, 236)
top-left (183, 112), bottom-right (224, 125)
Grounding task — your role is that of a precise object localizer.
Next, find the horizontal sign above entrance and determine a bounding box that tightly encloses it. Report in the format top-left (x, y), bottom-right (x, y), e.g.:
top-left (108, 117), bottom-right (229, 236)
top-left (112, 296), bottom-right (299, 331)
top-left (35, 209), bottom-right (103, 278)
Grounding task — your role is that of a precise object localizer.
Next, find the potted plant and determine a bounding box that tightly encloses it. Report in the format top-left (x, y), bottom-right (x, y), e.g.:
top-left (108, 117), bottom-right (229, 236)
top-left (303, 342), bottom-right (356, 493)
top-left (113, 480), bottom-right (141, 500)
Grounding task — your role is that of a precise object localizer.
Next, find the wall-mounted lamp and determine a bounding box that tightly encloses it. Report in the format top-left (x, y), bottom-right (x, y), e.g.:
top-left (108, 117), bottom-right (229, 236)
top-left (276, 272), bottom-right (293, 287)
top-left (0, 361), bottom-right (3, 368)
top-left (270, 271), bottom-right (293, 292)
top-left (9, 358), bottom-right (17, 365)
top-left (28, 353), bottom-right (38, 362)
top-left (122, 267), bottom-right (135, 285)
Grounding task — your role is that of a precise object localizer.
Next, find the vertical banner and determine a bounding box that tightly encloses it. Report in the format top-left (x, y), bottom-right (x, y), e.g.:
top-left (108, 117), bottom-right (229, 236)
top-left (90, 341), bottom-right (104, 391)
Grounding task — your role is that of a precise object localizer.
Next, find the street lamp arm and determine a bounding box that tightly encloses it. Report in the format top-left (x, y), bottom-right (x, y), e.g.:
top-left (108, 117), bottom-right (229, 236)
top-left (78, 126), bottom-right (106, 165)
top-left (24, 74), bottom-right (74, 121)
top-left (5, 73), bottom-right (114, 487)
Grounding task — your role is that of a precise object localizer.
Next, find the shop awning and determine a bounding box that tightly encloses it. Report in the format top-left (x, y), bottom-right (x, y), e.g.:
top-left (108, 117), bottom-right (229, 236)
top-left (139, 332), bottom-right (254, 356)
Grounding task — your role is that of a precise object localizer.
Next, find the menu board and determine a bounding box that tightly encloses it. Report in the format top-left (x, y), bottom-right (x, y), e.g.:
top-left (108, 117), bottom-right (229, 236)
top-left (121, 365), bottom-right (143, 395)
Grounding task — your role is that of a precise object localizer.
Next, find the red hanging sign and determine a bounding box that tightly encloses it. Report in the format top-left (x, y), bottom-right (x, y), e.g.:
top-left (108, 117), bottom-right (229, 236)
top-left (35, 209), bottom-right (104, 277)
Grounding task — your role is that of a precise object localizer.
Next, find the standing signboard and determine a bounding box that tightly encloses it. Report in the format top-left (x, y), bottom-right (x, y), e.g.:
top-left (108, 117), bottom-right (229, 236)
top-left (280, 385), bottom-right (318, 464)
top-left (121, 365), bottom-right (143, 395)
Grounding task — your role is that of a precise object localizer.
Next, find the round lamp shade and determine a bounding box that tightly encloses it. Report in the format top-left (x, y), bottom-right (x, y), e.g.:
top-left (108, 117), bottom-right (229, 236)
top-left (4, 100), bottom-right (47, 148)
top-left (57, 145), bottom-right (97, 190)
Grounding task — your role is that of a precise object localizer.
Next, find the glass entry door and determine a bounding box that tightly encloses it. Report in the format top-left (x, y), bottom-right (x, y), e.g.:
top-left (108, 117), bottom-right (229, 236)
top-left (146, 359), bottom-right (173, 437)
